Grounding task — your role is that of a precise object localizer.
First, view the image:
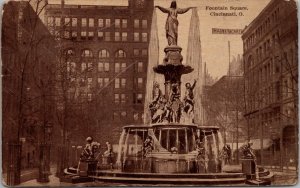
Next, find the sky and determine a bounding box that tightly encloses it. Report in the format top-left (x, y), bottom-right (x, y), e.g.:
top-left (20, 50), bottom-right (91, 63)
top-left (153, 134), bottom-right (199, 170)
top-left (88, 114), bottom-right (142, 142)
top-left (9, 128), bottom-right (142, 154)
top-left (47, 0), bottom-right (271, 78)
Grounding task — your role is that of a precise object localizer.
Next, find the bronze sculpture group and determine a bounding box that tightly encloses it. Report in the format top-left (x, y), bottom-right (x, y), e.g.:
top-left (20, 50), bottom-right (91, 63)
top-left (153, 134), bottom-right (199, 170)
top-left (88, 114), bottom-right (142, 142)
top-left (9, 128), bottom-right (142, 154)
top-left (149, 80), bottom-right (197, 123)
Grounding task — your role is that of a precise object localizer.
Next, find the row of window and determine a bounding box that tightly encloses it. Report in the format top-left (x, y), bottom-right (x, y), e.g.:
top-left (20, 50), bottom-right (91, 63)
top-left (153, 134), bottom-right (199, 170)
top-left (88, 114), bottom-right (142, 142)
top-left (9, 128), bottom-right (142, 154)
top-left (59, 30), bottom-right (148, 42)
top-left (67, 61), bottom-right (144, 73)
top-left (70, 77), bottom-right (144, 89)
top-left (244, 7), bottom-right (280, 50)
top-left (75, 92), bottom-right (144, 104)
top-left (48, 17), bottom-right (148, 29)
top-left (113, 111), bottom-right (144, 121)
top-left (66, 48), bottom-right (147, 58)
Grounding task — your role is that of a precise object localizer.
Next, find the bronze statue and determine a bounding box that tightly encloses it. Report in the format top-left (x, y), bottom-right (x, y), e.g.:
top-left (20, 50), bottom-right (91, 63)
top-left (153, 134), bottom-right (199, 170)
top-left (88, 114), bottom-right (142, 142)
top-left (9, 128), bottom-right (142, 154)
top-left (183, 79), bottom-right (197, 115)
top-left (156, 1), bottom-right (195, 46)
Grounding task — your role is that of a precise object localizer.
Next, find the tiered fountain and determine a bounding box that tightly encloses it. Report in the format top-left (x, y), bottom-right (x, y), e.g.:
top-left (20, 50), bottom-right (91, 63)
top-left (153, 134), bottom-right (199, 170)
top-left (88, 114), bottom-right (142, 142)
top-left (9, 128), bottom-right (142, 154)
top-left (64, 2), bottom-right (273, 185)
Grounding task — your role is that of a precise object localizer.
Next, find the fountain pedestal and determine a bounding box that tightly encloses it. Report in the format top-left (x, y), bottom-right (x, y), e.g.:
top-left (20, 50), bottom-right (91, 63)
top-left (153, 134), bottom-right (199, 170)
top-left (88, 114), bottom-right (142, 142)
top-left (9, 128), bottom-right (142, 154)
top-left (153, 46), bottom-right (193, 101)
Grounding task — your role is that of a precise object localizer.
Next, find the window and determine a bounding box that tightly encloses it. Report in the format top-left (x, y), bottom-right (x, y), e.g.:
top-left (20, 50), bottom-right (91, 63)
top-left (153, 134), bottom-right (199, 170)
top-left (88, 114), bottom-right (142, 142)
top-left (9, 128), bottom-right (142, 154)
top-left (80, 78), bottom-right (85, 86)
top-left (87, 77), bottom-right (92, 88)
top-left (64, 31), bottom-right (70, 39)
top-left (70, 62), bottom-right (76, 72)
top-left (115, 32), bottom-right (120, 41)
top-left (72, 18), bottom-right (77, 27)
top-left (87, 93), bottom-right (92, 101)
top-left (99, 49), bottom-right (109, 58)
top-left (67, 62), bottom-right (71, 72)
top-left (142, 49), bottom-right (147, 56)
top-left (121, 78), bottom-right (126, 88)
top-left (137, 93), bottom-right (143, 103)
top-left (121, 63), bottom-right (126, 71)
top-left (82, 49), bottom-right (92, 57)
top-left (105, 32), bottom-right (110, 41)
top-left (121, 94), bottom-right (126, 103)
top-left (104, 62), bottom-right (109, 72)
top-left (65, 17), bottom-right (70, 26)
top-left (88, 32), bottom-right (94, 40)
top-left (142, 19), bottom-right (147, 28)
top-left (98, 62), bottom-right (109, 72)
top-left (104, 78), bottom-right (109, 86)
top-left (134, 49), bottom-right (139, 56)
top-left (71, 31), bottom-right (77, 40)
top-left (89, 18), bottom-right (94, 27)
top-left (98, 62), bottom-right (104, 72)
top-left (81, 31), bottom-right (86, 39)
top-left (98, 78), bottom-right (103, 87)
top-left (121, 111), bottom-right (127, 117)
top-left (81, 18), bottom-right (87, 27)
top-left (134, 112), bottom-right (139, 121)
top-left (137, 78), bottom-right (143, 88)
top-left (98, 31), bottom-right (103, 40)
top-left (115, 50), bottom-right (126, 58)
top-left (105, 19), bottom-right (111, 27)
top-left (114, 94), bottom-right (120, 104)
top-left (81, 63), bottom-right (87, 71)
top-left (115, 78), bottom-right (120, 88)
top-left (113, 112), bottom-right (120, 120)
top-left (134, 19), bottom-right (139, 28)
top-left (87, 62), bottom-right (93, 71)
top-left (47, 17), bottom-right (54, 26)
top-left (122, 19), bottom-right (127, 28)
top-left (55, 17), bottom-right (61, 26)
top-left (121, 32), bottom-right (127, 41)
top-left (98, 19), bottom-right (104, 27)
top-left (134, 32), bottom-right (139, 42)
top-left (137, 62), bottom-right (143, 72)
top-left (115, 63), bottom-right (120, 73)
top-left (142, 33), bottom-right (147, 42)
top-left (115, 19), bottom-right (120, 28)
top-left (66, 49), bottom-right (74, 56)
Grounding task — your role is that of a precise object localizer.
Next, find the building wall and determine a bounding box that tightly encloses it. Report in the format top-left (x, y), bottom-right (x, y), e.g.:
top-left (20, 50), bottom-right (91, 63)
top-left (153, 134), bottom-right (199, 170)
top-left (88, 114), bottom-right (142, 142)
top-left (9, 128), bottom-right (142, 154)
top-left (242, 0), bottom-right (298, 166)
top-left (2, 1), bottom-right (57, 171)
top-left (44, 0), bottom-right (154, 144)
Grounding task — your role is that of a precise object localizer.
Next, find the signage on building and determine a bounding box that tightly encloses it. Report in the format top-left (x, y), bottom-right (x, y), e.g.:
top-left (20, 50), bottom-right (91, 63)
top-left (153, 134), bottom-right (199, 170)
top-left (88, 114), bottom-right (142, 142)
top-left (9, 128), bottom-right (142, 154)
top-left (212, 28), bottom-right (243, 35)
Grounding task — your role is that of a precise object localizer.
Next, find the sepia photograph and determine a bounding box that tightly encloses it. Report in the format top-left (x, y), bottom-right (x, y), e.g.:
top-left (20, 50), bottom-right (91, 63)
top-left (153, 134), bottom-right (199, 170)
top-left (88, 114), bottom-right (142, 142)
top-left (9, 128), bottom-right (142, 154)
top-left (1, 0), bottom-right (298, 186)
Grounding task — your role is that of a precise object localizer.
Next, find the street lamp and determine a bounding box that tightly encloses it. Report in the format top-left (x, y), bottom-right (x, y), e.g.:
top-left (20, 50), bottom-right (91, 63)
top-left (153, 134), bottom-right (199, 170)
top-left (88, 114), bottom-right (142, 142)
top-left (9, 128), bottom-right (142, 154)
top-left (37, 122), bottom-right (53, 183)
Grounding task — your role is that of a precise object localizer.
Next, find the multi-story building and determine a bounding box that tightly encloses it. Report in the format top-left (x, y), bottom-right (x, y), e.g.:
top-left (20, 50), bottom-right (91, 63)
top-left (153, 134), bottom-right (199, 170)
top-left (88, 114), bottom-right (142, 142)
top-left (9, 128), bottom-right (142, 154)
top-left (242, 0), bottom-right (297, 167)
top-left (2, 0), bottom-right (56, 175)
top-left (44, 0), bottom-right (154, 144)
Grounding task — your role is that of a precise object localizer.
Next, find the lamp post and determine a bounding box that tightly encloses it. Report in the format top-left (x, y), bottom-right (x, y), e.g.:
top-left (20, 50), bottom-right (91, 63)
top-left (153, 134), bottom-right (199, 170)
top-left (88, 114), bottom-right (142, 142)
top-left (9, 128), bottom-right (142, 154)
top-left (37, 122), bottom-right (52, 183)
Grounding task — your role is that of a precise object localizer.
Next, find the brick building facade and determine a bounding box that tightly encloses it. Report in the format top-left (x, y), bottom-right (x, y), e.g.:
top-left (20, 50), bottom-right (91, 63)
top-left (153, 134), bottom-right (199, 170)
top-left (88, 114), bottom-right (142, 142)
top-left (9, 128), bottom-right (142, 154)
top-left (44, 0), bottom-right (154, 144)
top-left (242, 0), bottom-right (298, 167)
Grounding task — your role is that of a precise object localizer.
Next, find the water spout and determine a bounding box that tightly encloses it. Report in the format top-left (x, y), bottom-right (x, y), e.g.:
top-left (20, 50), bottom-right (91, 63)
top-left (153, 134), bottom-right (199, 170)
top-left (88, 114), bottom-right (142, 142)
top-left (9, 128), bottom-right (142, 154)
top-left (212, 132), bottom-right (219, 172)
top-left (204, 135), bottom-right (208, 172)
top-left (116, 129), bottom-right (126, 168)
top-left (217, 131), bottom-right (224, 149)
top-left (122, 129), bottom-right (130, 167)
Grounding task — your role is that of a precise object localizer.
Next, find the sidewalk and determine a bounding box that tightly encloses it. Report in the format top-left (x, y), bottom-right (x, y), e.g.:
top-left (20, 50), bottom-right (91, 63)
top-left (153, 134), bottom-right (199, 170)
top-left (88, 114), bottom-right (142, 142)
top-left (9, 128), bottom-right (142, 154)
top-left (19, 167), bottom-right (73, 187)
top-left (2, 168), bottom-right (38, 186)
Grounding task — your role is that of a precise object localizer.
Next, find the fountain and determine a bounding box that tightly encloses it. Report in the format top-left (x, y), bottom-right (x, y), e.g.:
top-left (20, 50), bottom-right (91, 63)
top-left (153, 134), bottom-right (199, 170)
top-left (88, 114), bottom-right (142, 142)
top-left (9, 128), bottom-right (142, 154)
top-left (63, 2), bottom-right (273, 185)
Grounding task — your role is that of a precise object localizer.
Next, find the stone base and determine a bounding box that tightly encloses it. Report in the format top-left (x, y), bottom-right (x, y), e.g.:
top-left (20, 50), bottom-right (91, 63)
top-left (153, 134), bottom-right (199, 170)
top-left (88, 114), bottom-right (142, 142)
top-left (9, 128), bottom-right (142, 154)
top-left (78, 160), bottom-right (98, 177)
top-left (163, 45), bottom-right (183, 65)
top-left (241, 159), bottom-right (256, 176)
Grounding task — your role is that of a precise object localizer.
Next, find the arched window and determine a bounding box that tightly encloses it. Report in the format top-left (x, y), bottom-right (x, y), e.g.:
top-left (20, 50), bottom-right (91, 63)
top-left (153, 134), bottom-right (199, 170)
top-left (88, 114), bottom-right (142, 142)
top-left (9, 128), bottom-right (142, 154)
top-left (82, 49), bottom-right (93, 57)
top-left (115, 49), bottom-right (126, 58)
top-left (65, 49), bottom-right (75, 56)
top-left (99, 49), bottom-right (110, 58)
